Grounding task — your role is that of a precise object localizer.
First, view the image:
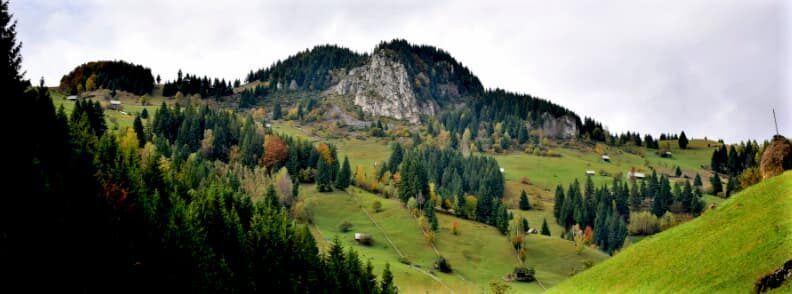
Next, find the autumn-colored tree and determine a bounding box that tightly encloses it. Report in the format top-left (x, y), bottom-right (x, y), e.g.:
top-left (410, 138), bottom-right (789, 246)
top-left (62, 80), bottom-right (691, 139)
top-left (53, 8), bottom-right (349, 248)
top-left (451, 221), bottom-right (460, 235)
top-left (316, 143), bottom-right (333, 163)
top-left (262, 135), bottom-right (288, 171)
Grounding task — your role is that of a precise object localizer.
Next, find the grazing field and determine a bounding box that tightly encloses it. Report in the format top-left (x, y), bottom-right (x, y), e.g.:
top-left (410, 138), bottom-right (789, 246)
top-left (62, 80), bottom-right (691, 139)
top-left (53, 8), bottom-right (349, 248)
top-left (50, 89), bottom-right (164, 131)
top-left (547, 172), bottom-right (792, 293)
top-left (305, 185), bottom-right (609, 293)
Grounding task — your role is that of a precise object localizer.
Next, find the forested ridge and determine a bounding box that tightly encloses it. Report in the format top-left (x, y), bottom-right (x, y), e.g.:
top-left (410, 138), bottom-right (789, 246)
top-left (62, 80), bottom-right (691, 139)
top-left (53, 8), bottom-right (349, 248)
top-left (1, 3), bottom-right (392, 291)
top-left (59, 60), bottom-right (154, 95)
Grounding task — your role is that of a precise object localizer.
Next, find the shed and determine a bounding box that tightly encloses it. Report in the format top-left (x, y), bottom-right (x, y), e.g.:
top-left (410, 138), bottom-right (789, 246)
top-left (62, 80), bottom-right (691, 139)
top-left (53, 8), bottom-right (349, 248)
top-left (585, 170), bottom-right (596, 176)
top-left (499, 168), bottom-right (505, 173)
top-left (66, 95), bottom-right (78, 101)
top-left (661, 151), bottom-right (673, 158)
top-left (109, 100), bottom-right (122, 110)
top-left (627, 171), bottom-right (646, 179)
top-left (601, 155), bottom-right (611, 162)
top-left (354, 233), bottom-right (372, 245)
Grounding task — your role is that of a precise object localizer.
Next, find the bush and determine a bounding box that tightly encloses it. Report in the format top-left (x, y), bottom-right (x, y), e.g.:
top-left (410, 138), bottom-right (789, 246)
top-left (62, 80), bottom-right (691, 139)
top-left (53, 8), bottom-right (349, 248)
top-left (434, 256), bottom-right (452, 273)
top-left (627, 211), bottom-right (659, 235)
top-left (339, 221), bottom-right (353, 233)
top-left (372, 201), bottom-right (382, 213)
top-left (513, 266), bottom-right (536, 282)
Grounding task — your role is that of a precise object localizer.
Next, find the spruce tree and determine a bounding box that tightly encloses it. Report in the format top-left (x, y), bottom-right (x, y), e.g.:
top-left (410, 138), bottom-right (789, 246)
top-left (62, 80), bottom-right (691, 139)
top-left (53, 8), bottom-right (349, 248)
top-left (133, 115), bottom-right (146, 147)
top-left (316, 157), bottom-right (333, 192)
top-left (710, 173), bottom-right (723, 196)
top-left (553, 185), bottom-right (565, 221)
top-left (694, 173), bottom-right (703, 188)
top-left (380, 263), bottom-right (396, 294)
top-left (675, 166), bottom-right (682, 177)
top-left (541, 218), bottom-right (551, 236)
top-left (272, 101), bottom-right (282, 120)
top-left (678, 131), bottom-right (689, 149)
top-left (335, 156), bottom-right (351, 190)
top-left (522, 217), bottom-right (530, 233)
top-left (388, 143), bottom-right (403, 173)
top-left (519, 190), bottom-right (530, 210)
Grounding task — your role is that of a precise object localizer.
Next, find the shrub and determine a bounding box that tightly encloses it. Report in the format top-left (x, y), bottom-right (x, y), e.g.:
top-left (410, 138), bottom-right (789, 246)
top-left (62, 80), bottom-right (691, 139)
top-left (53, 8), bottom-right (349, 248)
top-left (372, 200), bottom-right (382, 213)
top-left (451, 221), bottom-right (460, 235)
top-left (513, 266), bottom-right (536, 282)
top-left (627, 211), bottom-right (659, 235)
top-left (339, 221), bottom-right (353, 233)
top-left (434, 256), bottom-right (452, 273)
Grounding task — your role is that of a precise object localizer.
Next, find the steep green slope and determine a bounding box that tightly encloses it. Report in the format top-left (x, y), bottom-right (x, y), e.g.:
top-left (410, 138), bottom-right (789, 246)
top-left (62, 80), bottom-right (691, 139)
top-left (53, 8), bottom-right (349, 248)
top-left (548, 172), bottom-right (792, 293)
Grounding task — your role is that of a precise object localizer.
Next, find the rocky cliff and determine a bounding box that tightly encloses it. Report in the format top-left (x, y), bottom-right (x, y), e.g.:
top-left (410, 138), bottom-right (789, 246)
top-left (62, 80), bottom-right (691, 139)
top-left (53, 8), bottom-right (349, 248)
top-left (333, 51), bottom-right (436, 123)
top-left (542, 113), bottom-right (579, 139)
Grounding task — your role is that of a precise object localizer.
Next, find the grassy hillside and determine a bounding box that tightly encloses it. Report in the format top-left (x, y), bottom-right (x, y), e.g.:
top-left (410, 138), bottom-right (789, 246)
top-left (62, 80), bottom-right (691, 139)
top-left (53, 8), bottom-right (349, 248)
top-left (547, 172), bottom-right (792, 293)
top-left (304, 186), bottom-right (608, 293)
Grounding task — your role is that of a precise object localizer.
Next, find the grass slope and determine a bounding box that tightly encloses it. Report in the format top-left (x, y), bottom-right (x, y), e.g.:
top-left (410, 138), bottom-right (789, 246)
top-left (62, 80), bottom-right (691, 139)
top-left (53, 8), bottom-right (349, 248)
top-left (548, 172), bottom-right (792, 293)
top-left (305, 186), bottom-right (608, 293)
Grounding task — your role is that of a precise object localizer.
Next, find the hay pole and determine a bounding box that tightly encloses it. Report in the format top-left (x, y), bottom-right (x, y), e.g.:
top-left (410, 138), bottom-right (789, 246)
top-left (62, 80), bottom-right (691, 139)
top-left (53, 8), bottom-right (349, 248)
top-left (773, 108), bottom-right (779, 135)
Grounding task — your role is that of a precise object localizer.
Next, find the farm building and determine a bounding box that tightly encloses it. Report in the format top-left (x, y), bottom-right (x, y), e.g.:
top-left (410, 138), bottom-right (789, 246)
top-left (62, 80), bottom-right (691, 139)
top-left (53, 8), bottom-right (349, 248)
top-left (661, 151), bottom-right (673, 158)
top-left (627, 171), bottom-right (646, 180)
top-left (601, 155), bottom-right (611, 162)
top-left (586, 170), bottom-right (596, 176)
top-left (66, 95), bottom-right (78, 101)
top-left (109, 100), bottom-right (122, 110)
top-left (354, 233), bottom-right (372, 245)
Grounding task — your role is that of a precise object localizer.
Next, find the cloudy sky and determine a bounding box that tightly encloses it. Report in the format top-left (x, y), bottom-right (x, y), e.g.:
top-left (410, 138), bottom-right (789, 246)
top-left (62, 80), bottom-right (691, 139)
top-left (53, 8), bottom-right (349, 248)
top-left (10, 0), bottom-right (790, 142)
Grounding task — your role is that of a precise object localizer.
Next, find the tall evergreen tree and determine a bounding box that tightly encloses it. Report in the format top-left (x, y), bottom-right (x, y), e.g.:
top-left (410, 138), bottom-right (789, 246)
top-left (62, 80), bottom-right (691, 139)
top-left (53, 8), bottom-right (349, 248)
top-left (519, 190), bottom-right (531, 210)
top-left (694, 173), bottom-right (703, 188)
top-left (272, 100), bottom-right (282, 120)
top-left (541, 218), bottom-right (551, 236)
top-left (380, 263), bottom-right (396, 294)
top-left (678, 131), bottom-right (689, 149)
top-left (335, 156), bottom-right (351, 190)
top-left (133, 115), bottom-right (146, 147)
top-left (711, 173), bottom-right (723, 196)
top-left (316, 157), bottom-right (333, 192)
top-left (388, 143), bottom-right (403, 173)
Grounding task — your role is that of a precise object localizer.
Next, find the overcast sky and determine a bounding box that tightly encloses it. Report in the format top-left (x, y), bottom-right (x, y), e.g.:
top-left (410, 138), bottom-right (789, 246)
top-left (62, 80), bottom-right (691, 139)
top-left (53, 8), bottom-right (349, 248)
top-left (10, 0), bottom-right (791, 143)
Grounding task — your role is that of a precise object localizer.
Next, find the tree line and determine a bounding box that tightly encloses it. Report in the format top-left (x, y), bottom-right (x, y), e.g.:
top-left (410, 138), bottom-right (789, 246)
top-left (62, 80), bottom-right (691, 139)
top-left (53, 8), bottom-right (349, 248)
top-left (246, 45), bottom-right (368, 91)
top-left (162, 69), bottom-right (236, 99)
top-left (59, 60), bottom-right (155, 95)
top-left (391, 143), bottom-right (510, 234)
top-left (553, 172), bottom-right (704, 254)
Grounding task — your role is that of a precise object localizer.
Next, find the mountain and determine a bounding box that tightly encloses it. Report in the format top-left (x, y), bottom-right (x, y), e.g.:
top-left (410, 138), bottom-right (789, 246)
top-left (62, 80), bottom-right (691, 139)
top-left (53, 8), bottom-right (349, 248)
top-left (547, 171), bottom-right (792, 293)
top-left (246, 39), bottom-right (585, 139)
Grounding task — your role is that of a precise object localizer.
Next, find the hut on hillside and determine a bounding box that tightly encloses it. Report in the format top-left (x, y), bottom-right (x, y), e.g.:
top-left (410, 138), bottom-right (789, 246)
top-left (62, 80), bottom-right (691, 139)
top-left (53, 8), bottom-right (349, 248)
top-left (109, 100), bottom-right (122, 110)
top-left (601, 155), bottom-right (611, 162)
top-left (354, 233), bottom-right (373, 245)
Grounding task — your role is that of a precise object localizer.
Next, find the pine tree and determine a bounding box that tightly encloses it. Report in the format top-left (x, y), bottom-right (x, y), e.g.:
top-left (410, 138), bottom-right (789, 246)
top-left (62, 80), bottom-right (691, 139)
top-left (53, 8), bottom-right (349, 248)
top-left (335, 156), bottom-right (351, 190)
top-left (694, 173), bottom-right (703, 188)
top-left (316, 157), bottom-right (333, 192)
top-left (541, 218), bottom-right (551, 236)
top-left (675, 166), bottom-right (682, 177)
top-left (380, 263), bottom-right (396, 294)
top-left (678, 131), bottom-right (689, 149)
top-left (553, 185), bottom-right (565, 222)
top-left (266, 183), bottom-right (280, 208)
top-left (519, 190), bottom-right (530, 210)
top-left (133, 115), bottom-right (145, 147)
top-left (629, 180), bottom-right (641, 211)
top-left (388, 143), bottom-right (403, 173)
top-left (494, 202), bottom-right (508, 234)
top-left (272, 101), bottom-right (282, 120)
top-left (711, 173), bottom-right (723, 196)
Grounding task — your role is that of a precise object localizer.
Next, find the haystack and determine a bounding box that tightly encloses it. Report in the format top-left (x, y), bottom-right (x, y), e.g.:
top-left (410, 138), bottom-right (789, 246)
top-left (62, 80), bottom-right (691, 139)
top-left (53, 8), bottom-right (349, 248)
top-left (759, 135), bottom-right (792, 179)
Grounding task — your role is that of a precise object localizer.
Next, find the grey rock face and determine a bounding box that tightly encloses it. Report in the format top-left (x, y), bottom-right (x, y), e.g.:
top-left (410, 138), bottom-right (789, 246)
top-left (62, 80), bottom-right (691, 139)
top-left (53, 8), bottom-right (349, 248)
top-left (542, 113), bottom-right (579, 139)
top-left (333, 51), bottom-right (435, 123)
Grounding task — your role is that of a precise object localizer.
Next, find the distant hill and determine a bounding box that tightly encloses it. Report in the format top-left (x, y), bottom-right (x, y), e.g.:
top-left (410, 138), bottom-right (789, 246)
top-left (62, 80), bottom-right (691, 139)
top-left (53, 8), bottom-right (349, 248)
top-left (547, 172), bottom-right (792, 293)
top-left (60, 60), bottom-right (154, 95)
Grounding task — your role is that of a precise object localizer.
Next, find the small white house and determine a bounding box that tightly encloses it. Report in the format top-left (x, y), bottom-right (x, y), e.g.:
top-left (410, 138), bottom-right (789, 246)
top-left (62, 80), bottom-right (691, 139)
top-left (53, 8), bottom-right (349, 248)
top-left (627, 171), bottom-right (646, 179)
top-left (109, 100), bottom-right (122, 110)
top-left (66, 95), bottom-right (78, 101)
top-left (601, 155), bottom-right (611, 162)
top-left (499, 168), bottom-right (505, 173)
top-left (586, 170), bottom-right (596, 176)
